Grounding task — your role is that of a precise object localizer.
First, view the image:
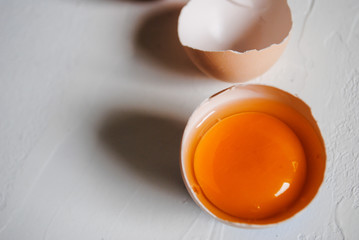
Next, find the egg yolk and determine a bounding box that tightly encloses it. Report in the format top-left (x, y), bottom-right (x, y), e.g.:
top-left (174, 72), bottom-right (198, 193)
top-left (194, 112), bottom-right (306, 220)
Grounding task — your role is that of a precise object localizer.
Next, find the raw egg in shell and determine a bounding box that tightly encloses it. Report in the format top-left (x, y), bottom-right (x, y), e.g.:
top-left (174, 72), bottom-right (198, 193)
top-left (180, 84), bottom-right (326, 227)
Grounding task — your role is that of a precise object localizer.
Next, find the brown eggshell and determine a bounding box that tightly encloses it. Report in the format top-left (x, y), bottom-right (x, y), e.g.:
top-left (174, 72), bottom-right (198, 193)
top-left (180, 84), bottom-right (326, 228)
top-left (178, 0), bottom-right (292, 82)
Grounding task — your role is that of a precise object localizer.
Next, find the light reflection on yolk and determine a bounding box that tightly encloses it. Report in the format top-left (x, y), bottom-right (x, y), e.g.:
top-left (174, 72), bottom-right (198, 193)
top-left (274, 182), bottom-right (290, 197)
top-left (194, 112), bottom-right (307, 220)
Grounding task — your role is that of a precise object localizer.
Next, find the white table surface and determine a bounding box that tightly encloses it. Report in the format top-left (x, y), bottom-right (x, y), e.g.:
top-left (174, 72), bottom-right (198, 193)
top-left (1, 0), bottom-right (358, 239)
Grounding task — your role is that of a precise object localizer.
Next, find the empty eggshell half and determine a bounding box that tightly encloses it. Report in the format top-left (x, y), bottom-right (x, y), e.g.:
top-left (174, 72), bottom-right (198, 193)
top-left (178, 0), bottom-right (292, 82)
top-left (180, 84), bottom-right (326, 227)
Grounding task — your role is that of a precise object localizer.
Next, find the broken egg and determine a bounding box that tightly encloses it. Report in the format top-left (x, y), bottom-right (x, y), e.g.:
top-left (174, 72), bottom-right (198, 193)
top-left (178, 0), bottom-right (292, 82)
top-left (180, 84), bottom-right (326, 227)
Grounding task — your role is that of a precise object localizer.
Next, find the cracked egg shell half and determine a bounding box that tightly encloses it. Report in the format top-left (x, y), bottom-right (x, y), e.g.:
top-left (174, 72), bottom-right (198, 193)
top-left (178, 0), bottom-right (292, 82)
top-left (180, 84), bottom-right (326, 227)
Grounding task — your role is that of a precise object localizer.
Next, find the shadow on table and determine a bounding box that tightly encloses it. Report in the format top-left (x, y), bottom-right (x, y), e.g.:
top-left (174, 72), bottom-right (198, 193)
top-left (98, 110), bottom-right (187, 195)
top-left (134, 4), bottom-right (203, 77)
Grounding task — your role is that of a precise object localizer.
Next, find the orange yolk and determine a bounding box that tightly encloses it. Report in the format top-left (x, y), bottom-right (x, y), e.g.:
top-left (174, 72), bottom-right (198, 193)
top-left (194, 112), bottom-right (307, 220)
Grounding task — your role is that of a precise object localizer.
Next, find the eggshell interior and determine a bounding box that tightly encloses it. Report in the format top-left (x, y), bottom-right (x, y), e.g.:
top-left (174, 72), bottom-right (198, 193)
top-left (178, 0), bottom-right (292, 53)
top-left (180, 84), bottom-right (326, 227)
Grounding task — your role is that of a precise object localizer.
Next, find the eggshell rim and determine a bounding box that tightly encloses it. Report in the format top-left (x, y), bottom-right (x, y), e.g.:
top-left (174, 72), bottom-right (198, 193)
top-left (177, 0), bottom-right (293, 55)
top-left (180, 83), bottom-right (326, 228)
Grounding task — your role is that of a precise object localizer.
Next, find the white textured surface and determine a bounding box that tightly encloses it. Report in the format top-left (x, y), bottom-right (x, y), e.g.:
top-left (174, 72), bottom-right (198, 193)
top-left (0, 0), bottom-right (358, 239)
